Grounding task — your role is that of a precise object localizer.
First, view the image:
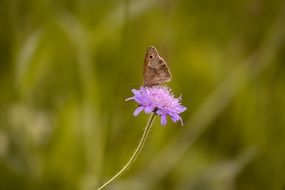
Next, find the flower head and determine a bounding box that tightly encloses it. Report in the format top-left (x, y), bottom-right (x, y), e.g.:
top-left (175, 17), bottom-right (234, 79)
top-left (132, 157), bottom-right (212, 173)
top-left (126, 86), bottom-right (187, 126)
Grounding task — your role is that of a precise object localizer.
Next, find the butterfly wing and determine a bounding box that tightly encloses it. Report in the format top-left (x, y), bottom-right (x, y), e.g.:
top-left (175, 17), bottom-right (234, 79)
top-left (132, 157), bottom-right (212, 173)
top-left (143, 47), bottom-right (171, 86)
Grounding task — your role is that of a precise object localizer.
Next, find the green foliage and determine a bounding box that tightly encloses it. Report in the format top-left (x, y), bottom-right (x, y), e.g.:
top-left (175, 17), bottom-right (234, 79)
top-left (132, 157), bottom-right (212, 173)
top-left (0, 0), bottom-right (285, 189)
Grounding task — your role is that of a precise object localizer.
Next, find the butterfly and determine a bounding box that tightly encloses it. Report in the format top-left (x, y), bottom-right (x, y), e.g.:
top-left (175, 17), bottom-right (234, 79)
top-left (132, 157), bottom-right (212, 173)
top-left (143, 46), bottom-right (172, 87)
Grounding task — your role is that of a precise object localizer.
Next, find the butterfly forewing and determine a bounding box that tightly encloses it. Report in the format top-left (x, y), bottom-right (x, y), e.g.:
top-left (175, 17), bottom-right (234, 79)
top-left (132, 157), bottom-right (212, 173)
top-left (143, 46), bottom-right (171, 86)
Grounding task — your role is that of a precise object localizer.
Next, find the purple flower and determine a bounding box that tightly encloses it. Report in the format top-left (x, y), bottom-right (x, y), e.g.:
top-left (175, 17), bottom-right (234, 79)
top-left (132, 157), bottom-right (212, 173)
top-left (126, 86), bottom-right (187, 126)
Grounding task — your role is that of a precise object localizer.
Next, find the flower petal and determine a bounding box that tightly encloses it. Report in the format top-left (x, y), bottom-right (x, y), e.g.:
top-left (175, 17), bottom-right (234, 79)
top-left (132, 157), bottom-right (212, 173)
top-left (170, 115), bottom-right (179, 122)
top-left (160, 114), bottom-right (167, 126)
top-left (179, 106), bottom-right (187, 112)
top-left (131, 89), bottom-right (139, 94)
top-left (133, 106), bottom-right (144, 116)
top-left (144, 106), bottom-right (155, 113)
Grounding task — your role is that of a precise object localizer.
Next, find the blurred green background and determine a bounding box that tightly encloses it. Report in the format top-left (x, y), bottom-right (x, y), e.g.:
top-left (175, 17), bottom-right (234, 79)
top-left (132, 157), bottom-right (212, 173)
top-left (1, 0), bottom-right (285, 190)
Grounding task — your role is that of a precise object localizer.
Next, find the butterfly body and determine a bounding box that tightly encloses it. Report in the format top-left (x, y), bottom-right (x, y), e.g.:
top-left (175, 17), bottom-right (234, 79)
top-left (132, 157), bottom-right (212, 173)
top-left (143, 46), bottom-right (172, 87)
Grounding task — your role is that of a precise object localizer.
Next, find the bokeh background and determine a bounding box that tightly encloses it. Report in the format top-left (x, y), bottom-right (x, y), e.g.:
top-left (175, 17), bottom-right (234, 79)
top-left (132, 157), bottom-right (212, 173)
top-left (1, 0), bottom-right (285, 190)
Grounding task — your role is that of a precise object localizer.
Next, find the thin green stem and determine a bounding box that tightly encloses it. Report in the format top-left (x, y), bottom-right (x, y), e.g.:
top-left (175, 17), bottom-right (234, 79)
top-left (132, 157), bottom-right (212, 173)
top-left (97, 113), bottom-right (156, 190)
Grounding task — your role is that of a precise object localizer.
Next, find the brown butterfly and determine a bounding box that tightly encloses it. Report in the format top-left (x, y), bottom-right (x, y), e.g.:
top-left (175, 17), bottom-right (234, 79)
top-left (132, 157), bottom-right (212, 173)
top-left (143, 46), bottom-right (172, 87)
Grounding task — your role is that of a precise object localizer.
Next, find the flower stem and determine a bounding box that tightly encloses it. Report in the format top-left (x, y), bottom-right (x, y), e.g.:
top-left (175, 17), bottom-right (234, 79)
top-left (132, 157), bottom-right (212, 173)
top-left (97, 113), bottom-right (156, 190)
